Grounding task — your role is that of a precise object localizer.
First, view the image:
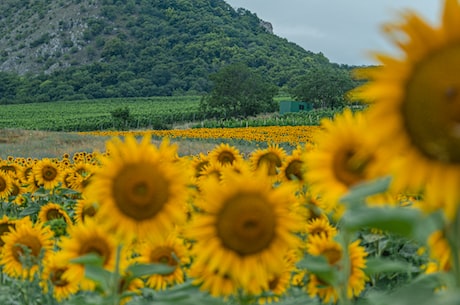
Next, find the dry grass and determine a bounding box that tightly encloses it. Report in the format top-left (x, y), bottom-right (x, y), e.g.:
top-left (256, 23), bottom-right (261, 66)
top-left (0, 129), bottom-right (262, 159)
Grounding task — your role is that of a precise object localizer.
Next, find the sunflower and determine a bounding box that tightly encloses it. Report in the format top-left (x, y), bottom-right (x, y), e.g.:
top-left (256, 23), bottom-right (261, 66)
top-left (0, 217), bottom-right (54, 279)
top-left (0, 215), bottom-right (17, 248)
top-left (137, 234), bottom-right (190, 290)
top-left (208, 143), bottom-right (243, 167)
top-left (306, 235), bottom-right (368, 302)
top-left (427, 230), bottom-right (451, 272)
top-left (0, 171), bottom-right (13, 200)
top-left (41, 253), bottom-right (80, 301)
top-left (279, 148), bottom-right (307, 184)
top-left (257, 259), bottom-right (294, 304)
top-left (188, 261), bottom-right (239, 298)
top-left (85, 135), bottom-right (190, 243)
top-left (66, 162), bottom-right (96, 192)
top-left (352, 0), bottom-right (460, 220)
top-left (249, 144), bottom-right (286, 177)
top-left (32, 158), bottom-right (63, 190)
top-left (304, 216), bottom-right (337, 241)
top-left (38, 202), bottom-right (72, 225)
top-left (305, 109), bottom-right (387, 214)
top-left (57, 218), bottom-right (118, 290)
top-left (187, 168), bottom-right (301, 295)
top-left (74, 197), bottom-right (99, 224)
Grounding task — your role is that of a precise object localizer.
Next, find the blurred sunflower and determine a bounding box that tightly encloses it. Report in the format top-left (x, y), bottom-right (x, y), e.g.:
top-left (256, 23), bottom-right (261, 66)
top-left (305, 109), bottom-right (387, 214)
top-left (73, 197), bottom-right (99, 224)
top-left (85, 135), bottom-right (190, 243)
top-left (0, 215), bottom-right (17, 248)
top-left (249, 144), bottom-right (286, 177)
top-left (306, 235), bottom-right (368, 302)
top-left (41, 253), bottom-right (80, 301)
top-left (257, 259), bottom-right (293, 304)
top-left (137, 234), bottom-right (190, 290)
top-left (352, 0), bottom-right (460, 220)
top-left (38, 202), bottom-right (72, 225)
top-left (304, 216), bottom-right (337, 241)
top-left (427, 230), bottom-right (451, 272)
top-left (32, 158), bottom-right (63, 190)
top-left (0, 171), bottom-right (13, 200)
top-left (208, 143), bottom-right (243, 167)
top-left (187, 168), bottom-right (301, 295)
top-left (57, 218), bottom-right (118, 290)
top-left (279, 147), bottom-right (307, 184)
top-left (0, 217), bottom-right (54, 279)
top-left (188, 261), bottom-right (238, 298)
top-left (66, 162), bottom-right (96, 192)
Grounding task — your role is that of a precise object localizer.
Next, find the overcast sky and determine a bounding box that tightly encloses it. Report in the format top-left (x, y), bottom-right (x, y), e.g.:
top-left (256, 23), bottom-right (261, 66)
top-left (224, 0), bottom-right (442, 66)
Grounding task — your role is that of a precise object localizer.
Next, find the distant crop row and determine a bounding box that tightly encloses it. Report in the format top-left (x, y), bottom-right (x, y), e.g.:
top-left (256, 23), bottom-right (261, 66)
top-left (0, 96), bottom-right (342, 131)
top-left (0, 96), bottom-right (203, 131)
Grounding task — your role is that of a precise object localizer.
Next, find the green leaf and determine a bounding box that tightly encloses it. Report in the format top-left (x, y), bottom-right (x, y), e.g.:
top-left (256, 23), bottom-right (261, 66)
top-left (365, 257), bottom-right (418, 276)
top-left (84, 264), bottom-right (112, 290)
top-left (340, 176), bottom-right (392, 206)
top-left (19, 205), bottom-right (40, 217)
top-left (296, 255), bottom-right (338, 285)
top-left (70, 253), bottom-right (104, 266)
top-left (127, 263), bottom-right (176, 278)
top-left (341, 206), bottom-right (422, 237)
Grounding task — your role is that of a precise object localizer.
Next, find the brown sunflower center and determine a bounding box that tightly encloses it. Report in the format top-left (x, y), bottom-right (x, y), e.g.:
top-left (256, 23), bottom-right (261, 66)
top-left (82, 205), bottom-right (97, 221)
top-left (150, 246), bottom-right (178, 268)
top-left (113, 163), bottom-right (169, 221)
top-left (50, 267), bottom-right (69, 287)
top-left (284, 159), bottom-right (303, 181)
top-left (217, 151), bottom-right (236, 166)
top-left (257, 153), bottom-right (282, 176)
top-left (46, 208), bottom-right (64, 221)
top-left (0, 223), bottom-right (14, 247)
top-left (13, 235), bottom-right (43, 262)
top-left (0, 176), bottom-right (7, 192)
top-left (323, 247), bottom-right (342, 265)
top-left (403, 44), bottom-right (460, 163)
top-left (332, 146), bottom-right (372, 187)
top-left (217, 192), bottom-right (276, 256)
top-left (79, 239), bottom-right (112, 265)
top-left (42, 165), bottom-right (58, 181)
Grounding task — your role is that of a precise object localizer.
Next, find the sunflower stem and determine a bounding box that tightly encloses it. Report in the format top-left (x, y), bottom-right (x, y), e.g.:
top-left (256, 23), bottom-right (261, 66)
top-left (337, 230), bottom-right (352, 305)
top-left (447, 206), bottom-right (460, 289)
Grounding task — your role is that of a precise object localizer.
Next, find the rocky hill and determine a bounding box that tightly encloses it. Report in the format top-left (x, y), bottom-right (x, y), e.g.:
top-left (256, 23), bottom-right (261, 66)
top-left (0, 0), bottom-right (346, 103)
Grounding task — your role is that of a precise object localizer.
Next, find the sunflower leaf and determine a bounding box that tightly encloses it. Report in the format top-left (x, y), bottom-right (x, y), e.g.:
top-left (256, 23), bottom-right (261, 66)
top-left (341, 206), bottom-right (422, 238)
top-left (340, 176), bottom-right (392, 206)
top-left (127, 263), bottom-right (176, 278)
top-left (296, 254), bottom-right (338, 285)
top-left (84, 264), bottom-right (112, 291)
top-left (18, 205), bottom-right (40, 217)
top-left (364, 257), bottom-right (418, 276)
top-left (70, 253), bottom-right (104, 266)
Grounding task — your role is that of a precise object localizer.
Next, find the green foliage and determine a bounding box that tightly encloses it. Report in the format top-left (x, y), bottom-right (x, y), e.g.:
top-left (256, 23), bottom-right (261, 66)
top-left (200, 63), bottom-right (278, 118)
top-left (0, 0), bottom-right (355, 103)
top-left (289, 64), bottom-right (359, 108)
top-left (0, 96), bottom-right (204, 131)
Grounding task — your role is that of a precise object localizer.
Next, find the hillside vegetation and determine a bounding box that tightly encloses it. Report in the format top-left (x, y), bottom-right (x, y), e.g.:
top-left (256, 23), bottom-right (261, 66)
top-left (0, 0), bottom-right (356, 104)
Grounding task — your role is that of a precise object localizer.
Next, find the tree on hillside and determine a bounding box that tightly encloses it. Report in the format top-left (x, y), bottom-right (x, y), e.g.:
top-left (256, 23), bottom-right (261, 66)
top-left (200, 63), bottom-right (278, 118)
top-left (290, 65), bottom-right (358, 109)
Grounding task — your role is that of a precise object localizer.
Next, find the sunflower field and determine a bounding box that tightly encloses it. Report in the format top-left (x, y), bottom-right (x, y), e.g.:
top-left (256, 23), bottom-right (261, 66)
top-left (1, 0), bottom-right (460, 304)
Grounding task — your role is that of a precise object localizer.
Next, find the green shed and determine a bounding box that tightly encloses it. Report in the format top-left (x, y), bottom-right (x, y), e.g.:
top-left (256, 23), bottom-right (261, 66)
top-left (279, 100), bottom-right (311, 114)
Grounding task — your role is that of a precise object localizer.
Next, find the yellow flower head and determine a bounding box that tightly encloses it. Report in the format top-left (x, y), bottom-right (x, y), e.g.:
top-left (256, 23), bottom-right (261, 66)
top-left (305, 109), bottom-right (387, 213)
top-left (85, 135), bottom-right (190, 243)
top-left (353, 0), bottom-right (460, 219)
top-left (32, 158), bottom-right (63, 190)
top-left (187, 167), bottom-right (301, 295)
top-left (0, 217), bottom-right (54, 279)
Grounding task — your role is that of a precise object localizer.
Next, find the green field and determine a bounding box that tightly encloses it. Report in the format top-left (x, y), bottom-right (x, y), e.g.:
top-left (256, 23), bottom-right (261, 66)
top-left (0, 96), bottom-right (202, 131)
